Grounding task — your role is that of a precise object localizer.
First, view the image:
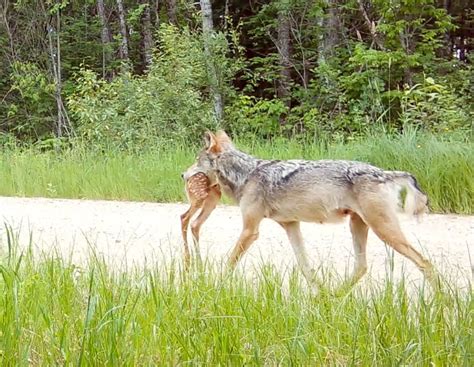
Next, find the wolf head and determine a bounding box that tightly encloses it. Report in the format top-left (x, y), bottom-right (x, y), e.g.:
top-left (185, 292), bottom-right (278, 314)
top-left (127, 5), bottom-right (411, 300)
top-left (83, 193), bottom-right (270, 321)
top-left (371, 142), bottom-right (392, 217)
top-left (182, 131), bottom-right (232, 184)
top-left (196, 130), bottom-right (233, 169)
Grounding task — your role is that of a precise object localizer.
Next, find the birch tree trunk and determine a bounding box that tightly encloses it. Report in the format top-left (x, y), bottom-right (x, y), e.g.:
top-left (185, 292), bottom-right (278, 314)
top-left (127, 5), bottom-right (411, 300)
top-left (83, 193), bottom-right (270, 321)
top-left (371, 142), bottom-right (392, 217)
top-left (276, 5), bottom-right (291, 118)
top-left (116, 0), bottom-right (130, 63)
top-left (318, 0), bottom-right (341, 65)
top-left (200, 0), bottom-right (224, 121)
top-left (97, 0), bottom-right (113, 78)
top-left (47, 11), bottom-right (73, 138)
top-left (140, 0), bottom-right (154, 69)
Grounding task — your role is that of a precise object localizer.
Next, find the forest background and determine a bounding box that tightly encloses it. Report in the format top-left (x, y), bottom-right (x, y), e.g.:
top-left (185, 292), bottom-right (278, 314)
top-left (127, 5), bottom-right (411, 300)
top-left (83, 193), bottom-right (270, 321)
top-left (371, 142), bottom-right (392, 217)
top-left (0, 0), bottom-right (472, 210)
top-left (1, 0), bottom-right (472, 145)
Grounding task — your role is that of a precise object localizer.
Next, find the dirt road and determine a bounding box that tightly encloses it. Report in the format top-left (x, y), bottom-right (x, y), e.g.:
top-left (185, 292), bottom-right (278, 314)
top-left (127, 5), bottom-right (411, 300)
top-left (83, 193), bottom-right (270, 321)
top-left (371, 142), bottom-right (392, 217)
top-left (0, 196), bottom-right (472, 287)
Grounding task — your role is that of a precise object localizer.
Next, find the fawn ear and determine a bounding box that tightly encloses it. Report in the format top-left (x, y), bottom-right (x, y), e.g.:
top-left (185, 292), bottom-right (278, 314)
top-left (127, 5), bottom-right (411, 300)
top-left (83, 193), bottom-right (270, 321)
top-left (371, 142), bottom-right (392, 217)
top-left (203, 131), bottom-right (213, 147)
top-left (204, 131), bottom-right (221, 154)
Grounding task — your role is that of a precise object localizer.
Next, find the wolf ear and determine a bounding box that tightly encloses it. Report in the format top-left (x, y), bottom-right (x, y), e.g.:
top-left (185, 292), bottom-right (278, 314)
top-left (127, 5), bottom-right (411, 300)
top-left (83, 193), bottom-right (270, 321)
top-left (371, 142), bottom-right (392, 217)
top-left (215, 130), bottom-right (233, 146)
top-left (203, 131), bottom-right (221, 154)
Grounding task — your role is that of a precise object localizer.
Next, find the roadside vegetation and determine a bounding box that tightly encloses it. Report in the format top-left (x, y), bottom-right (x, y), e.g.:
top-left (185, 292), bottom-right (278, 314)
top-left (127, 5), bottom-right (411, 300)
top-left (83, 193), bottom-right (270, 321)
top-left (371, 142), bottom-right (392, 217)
top-left (1, 130), bottom-right (472, 213)
top-left (0, 229), bottom-right (471, 366)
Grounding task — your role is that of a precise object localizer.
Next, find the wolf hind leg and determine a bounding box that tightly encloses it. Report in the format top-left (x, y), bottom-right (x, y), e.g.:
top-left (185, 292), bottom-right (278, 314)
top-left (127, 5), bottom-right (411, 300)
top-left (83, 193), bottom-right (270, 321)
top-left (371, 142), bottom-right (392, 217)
top-left (359, 194), bottom-right (435, 286)
top-left (279, 221), bottom-right (318, 292)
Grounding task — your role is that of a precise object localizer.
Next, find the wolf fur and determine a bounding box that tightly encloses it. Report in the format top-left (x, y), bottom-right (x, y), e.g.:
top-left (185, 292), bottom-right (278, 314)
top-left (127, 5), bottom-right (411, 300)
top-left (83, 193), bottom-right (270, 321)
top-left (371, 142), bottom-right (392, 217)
top-left (195, 130), bottom-right (435, 288)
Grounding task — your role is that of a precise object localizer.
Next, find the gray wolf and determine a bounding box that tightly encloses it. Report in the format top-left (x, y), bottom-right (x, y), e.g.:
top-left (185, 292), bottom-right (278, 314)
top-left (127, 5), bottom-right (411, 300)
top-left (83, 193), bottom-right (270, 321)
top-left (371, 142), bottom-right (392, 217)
top-left (180, 163), bottom-right (221, 268)
top-left (193, 130), bottom-right (435, 289)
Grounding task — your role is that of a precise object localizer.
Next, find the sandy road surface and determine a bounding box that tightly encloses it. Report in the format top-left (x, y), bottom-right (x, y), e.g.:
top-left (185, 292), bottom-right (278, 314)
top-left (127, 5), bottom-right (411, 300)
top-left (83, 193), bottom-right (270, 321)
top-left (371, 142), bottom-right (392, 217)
top-left (0, 196), bottom-right (472, 287)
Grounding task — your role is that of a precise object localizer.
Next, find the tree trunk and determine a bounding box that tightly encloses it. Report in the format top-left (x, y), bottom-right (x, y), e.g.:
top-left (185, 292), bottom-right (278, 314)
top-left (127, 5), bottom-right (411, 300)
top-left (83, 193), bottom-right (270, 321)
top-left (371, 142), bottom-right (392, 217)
top-left (276, 5), bottom-right (291, 124)
top-left (223, 0), bottom-right (229, 29)
top-left (441, 0), bottom-right (452, 58)
top-left (200, 0), bottom-right (224, 121)
top-left (47, 11), bottom-right (73, 138)
top-left (152, 0), bottom-right (160, 28)
top-left (326, 0), bottom-right (340, 54)
top-left (97, 0), bottom-right (113, 78)
top-left (116, 0), bottom-right (130, 63)
top-left (167, 0), bottom-right (177, 25)
top-left (318, 0), bottom-right (341, 64)
top-left (399, 29), bottom-right (414, 86)
top-left (0, 1), bottom-right (17, 61)
top-left (140, 0), bottom-right (154, 69)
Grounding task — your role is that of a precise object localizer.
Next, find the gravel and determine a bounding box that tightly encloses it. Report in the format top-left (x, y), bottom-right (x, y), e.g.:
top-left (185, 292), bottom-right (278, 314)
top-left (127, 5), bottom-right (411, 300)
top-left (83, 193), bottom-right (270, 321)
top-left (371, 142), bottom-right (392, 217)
top-left (1, 196), bottom-right (472, 288)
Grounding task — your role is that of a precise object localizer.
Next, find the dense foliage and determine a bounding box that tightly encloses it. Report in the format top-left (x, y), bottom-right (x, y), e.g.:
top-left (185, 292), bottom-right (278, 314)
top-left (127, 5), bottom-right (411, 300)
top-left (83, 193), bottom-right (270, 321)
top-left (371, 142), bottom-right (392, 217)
top-left (0, 0), bottom-right (472, 147)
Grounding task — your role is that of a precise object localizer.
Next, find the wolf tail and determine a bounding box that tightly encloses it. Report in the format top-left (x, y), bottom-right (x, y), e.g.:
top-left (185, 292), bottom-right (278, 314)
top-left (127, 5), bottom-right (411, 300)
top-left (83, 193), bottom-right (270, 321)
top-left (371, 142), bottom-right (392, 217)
top-left (385, 171), bottom-right (429, 216)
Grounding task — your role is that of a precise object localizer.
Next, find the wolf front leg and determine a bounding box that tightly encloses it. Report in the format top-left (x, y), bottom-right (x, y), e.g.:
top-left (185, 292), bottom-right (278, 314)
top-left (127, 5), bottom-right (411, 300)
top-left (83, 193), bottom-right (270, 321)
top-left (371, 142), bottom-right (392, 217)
top-left (279, 221), bottom-right (318, 292)
top-left (227, 213), bottom-right (263, 267)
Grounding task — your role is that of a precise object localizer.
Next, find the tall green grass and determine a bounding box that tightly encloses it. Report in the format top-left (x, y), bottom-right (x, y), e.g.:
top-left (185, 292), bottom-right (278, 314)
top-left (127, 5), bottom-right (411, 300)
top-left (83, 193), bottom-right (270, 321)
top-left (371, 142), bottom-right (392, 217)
top-left (0, 145), bottom-right (188, 202)
top-left (0, 131), bottom-right (472, 213)
top-left (0, 229), bottom-right (472, 366)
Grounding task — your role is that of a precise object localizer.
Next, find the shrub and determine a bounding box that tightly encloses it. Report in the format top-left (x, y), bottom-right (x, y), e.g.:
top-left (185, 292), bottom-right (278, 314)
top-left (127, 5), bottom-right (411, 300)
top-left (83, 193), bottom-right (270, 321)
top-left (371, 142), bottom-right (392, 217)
top-left (67, 25), bottom-right (218, 149)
